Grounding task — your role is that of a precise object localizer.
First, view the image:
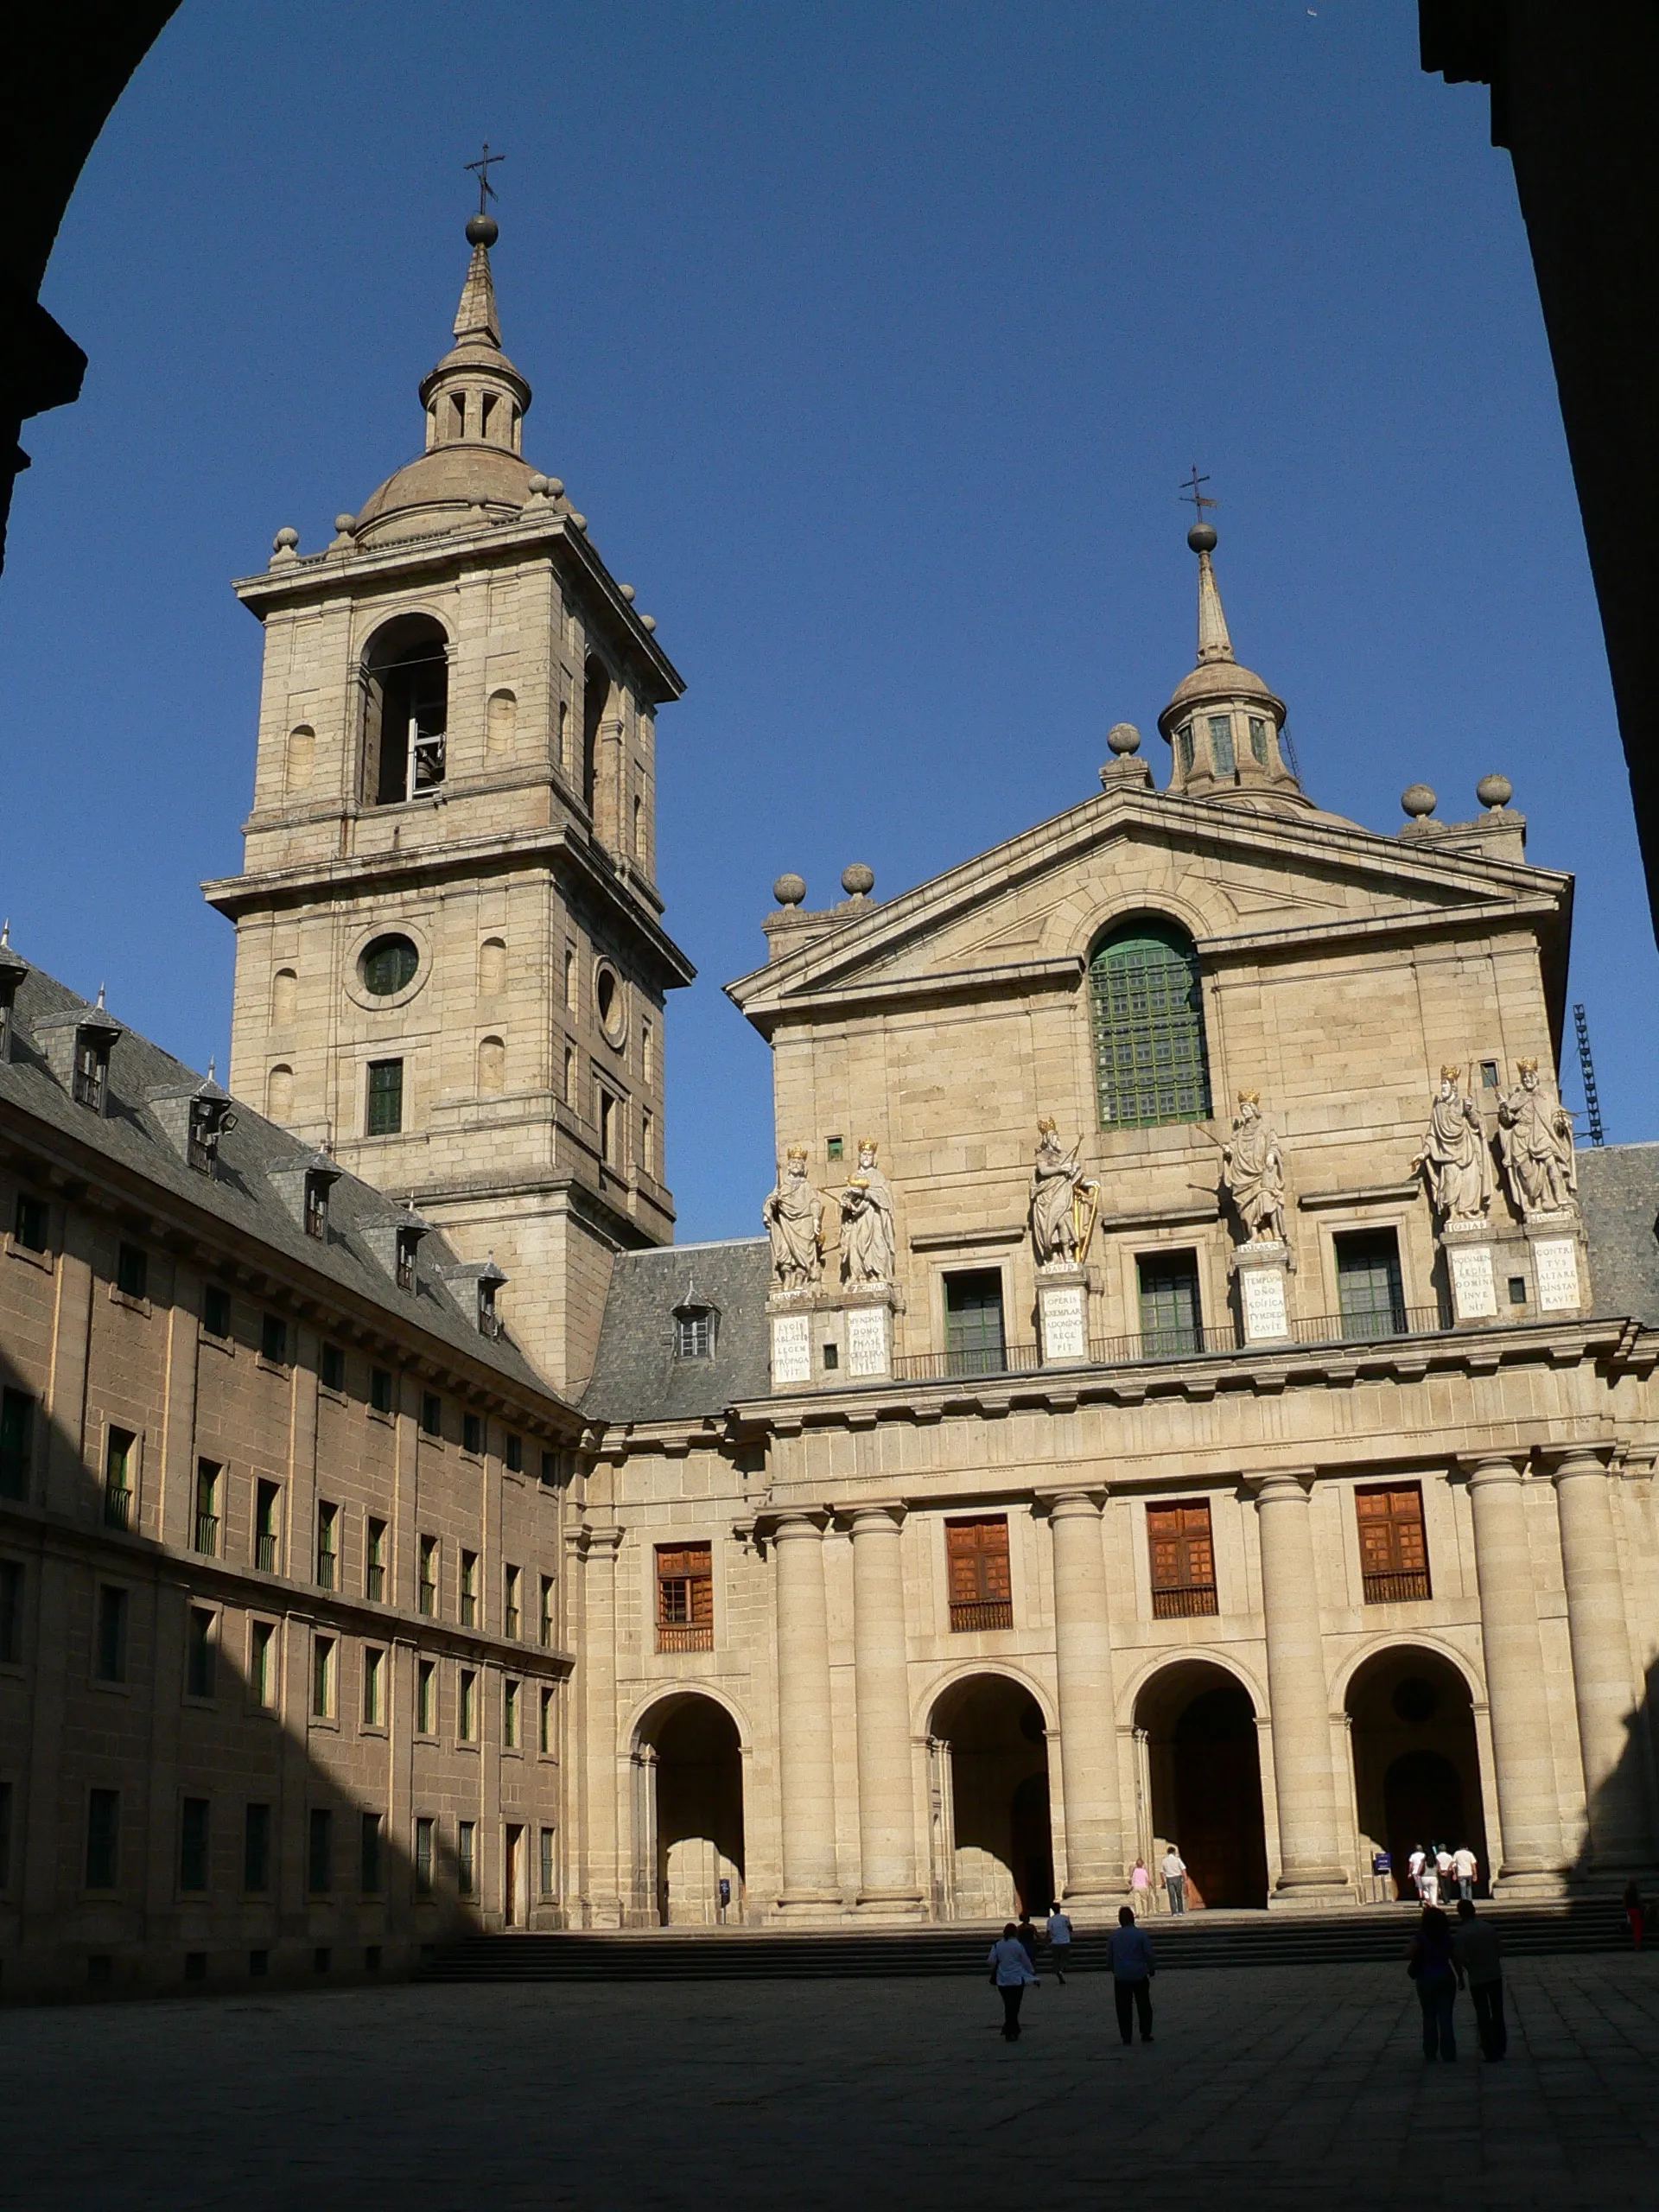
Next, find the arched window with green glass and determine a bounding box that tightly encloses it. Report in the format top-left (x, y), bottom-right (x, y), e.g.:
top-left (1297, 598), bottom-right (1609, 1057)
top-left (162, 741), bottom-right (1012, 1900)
top-left (1088, 918), bottom-right (1213, 1128)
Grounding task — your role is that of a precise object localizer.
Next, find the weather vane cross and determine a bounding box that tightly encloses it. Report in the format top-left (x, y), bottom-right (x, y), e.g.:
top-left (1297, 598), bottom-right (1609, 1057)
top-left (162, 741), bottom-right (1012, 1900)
top-left (1180, 464), bottom-right (1215, 522)
top-left (465, 142), bottom-right (505, 216)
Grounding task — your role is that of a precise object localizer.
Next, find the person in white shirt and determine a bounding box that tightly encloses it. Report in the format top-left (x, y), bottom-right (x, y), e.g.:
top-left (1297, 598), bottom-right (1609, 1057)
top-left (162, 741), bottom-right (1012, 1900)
top-left (1160, 1846), bottom-right (1188, 1915)
top-left (988, 1922), bottom-right (1039, 2041)
top-left (1452, 1844), bottom-right (1478, 1903)
top-left (1045, 1902), bottom-right (1073, 1983)
top-left (1408, 1845), bottom-right (1427, 1902)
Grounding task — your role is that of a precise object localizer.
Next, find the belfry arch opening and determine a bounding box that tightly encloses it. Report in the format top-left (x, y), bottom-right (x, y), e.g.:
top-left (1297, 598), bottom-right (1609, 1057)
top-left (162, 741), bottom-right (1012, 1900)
top-left (582, 653), bottom-right (610, 820)
top-left (1346, 1647), bottom-right (1489, 1898)
top-left (1134, 1661), bottom-right (1268, 1908)
top-left (633, 1694), bottom-right (744, 1927)
top-left (927, 1675), bottom-right (1053, 1921)
top-left (361, 615), bottom-right (448, 805)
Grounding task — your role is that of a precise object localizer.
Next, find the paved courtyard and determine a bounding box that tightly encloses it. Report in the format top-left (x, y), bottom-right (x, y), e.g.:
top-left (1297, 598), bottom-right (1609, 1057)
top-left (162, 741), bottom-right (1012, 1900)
top-left (5, 1953), bottom-right (1657, 2209)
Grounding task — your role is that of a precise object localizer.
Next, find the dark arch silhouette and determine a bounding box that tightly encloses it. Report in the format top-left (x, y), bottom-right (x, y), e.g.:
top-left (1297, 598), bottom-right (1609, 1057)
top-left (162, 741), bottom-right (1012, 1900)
top-left (1135, 1659), bottom-right (1269, 1908)
top-left (929, 1674), bottom-right (1052, 1918)
top-left (635, 1693), bottom-right (744, 1927)
top-left (1345, 1646), bottom-right (1489, 1897)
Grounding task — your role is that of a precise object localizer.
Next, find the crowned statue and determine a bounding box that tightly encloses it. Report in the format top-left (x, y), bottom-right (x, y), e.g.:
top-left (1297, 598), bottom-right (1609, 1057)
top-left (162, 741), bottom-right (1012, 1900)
top-left (1029, 1118), bottom-right (1101, 1268)
top-left (1496, 1058), bottom-right (1577, 1219)
top-left (1221, 1089), bottom-right (1287, 1245)
top-left (1412, 1065), bottom-right (1493, 1222)
top-left (763, 1146), bottom-right (825, 1293)
top-left (837, 1137), bottom-right (897, 1288)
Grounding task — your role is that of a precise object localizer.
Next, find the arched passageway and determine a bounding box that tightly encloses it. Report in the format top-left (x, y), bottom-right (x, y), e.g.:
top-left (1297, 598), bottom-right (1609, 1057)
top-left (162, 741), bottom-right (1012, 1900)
top-left (634, 1695), bottom-right (745, 1926)
top-left (1135, 1661), bottom-right (1269, 1908)
top-left (928, 1675), bottom-right (1053, 1920)
top-left (1346, 1648), bottom-right (1489, 1897)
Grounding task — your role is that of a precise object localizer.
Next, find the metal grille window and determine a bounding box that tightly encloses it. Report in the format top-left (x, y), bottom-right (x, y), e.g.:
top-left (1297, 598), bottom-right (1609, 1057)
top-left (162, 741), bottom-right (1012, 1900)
top-left (1356, 1484), bottom-right (1432, 1604)
top-left (1147, 1501), bottom-right (1219, 1618)
top-left (255, 1482), bottom-right (279, 1573)
top-left (1334, 1230), bottom-right (1408, 1338)
top-left (1136, 1250), bottom-right (1204, 1357)
top-left (944, 1270), bottom-right (1006, 1376)
top-left (105, 1429), bottom-right (137, 1529)
top-left (418, 1536), bottom-right (438, 1618)
top-left (194, 1460), bottom-right (219, 1555)
top-left (315, 1502), bottom-right (337, 1590)
top-left (365, 1058), bottom-right (404, 1137)
top-left (656, 1542), bottom-right (714, 1651)
top-left (1248, 715), bottom-right (1269, 766)
top-left (365, 1517), bottom-right (386, 1602)
top-left (540, 1825), bottom-right (556, 1895)
top-left (0, 1389), bottom-right (31, 1500)
top-left (946, 1516), bottom-right (1014, 1632)
top-left (414, 1815), bottom-right (435, 1894)
top-left (1089, 922), bottom-right (1212, 1129)
top-left (457, 1819), bottom-right (477, 1897)
top-left (459, 1550), bottom-right (478, 1627)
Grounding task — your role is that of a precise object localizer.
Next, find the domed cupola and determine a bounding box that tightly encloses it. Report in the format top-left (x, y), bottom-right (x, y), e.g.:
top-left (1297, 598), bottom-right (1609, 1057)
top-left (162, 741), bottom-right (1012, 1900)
top-left (1156, 512), bottom-right (1309, 810)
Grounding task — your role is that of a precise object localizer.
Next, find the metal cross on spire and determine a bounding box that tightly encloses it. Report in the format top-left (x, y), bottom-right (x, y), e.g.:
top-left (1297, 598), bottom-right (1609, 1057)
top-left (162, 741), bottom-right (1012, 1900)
top-left (465, 142), bottom-right (505, 216)
top-left (1180, 465), bottom-right (1216, 523)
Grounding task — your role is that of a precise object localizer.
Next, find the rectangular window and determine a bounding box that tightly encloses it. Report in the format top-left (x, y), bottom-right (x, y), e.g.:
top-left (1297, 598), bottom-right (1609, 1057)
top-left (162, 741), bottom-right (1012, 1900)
top-left (1356, 1483), bottom-right (1432, 1604)
top-left (945, 1516), bottom-right (1014, 1632)
top-left (599, 1089), bottom-right (619, 1166)
top-left (360, 1811), bottom-right (384, 1895)
top-left (0, 1558), bottom-right (22, 1663)
top-left (414, 1815), bottom-right (435, 1894)
top-left (103, 1426), bottom-right (135, 1529)
top-left (1176, 723), bottom-right (1194, 776)
top-left (421, 1392), bottom-right (442, 1439)
top-left (655, 1542), bottom-right (714, 1652)
top-left (179, 1797), bottom-right (210, 1893)
top-left (116, 1242), bottom-right (147, 1300)
top-left (1334, 1229), bottom-right (1408, 1338)
top-left (504, 1566), bottom-right (522, 1640)
top-left (462, 1411), bottom-right (483, 1455)
top-left (416, 1659), bottom-right (436, 1735)
top-left (1248, 714), bottom-right (1269, 766)
top-left (540, 1824), bottom-right (556, 1897)
top-left (365, 1058), bottom-right (404, 1136)
top-left (458, 1668), bottom-right (477, 1742)
top-left (1480, 1058), bottom-right (1500, 1090)
top-left (13, 1192), bottom-right (48, 1251)
top-left (365, 1516), bottom-right (386, 1602)
top-left (362, 1645), bottom-right (385, 1727)
top-left (202, 1283), bottom-right (232, 1338)
top-left (0, 1389), bottom-right (33, 1500)
top-left (1136, 1250), bottom-right (1203, 1357)
top-left (675, 1310), bottom-right (712, 1358)
top-left (303, 1173), bottom-right (328, 1239)
top-left (641, 1015), bottom-right (654, 1085)
top-left (540, 1573), bottom-right (556, 1649)
top-left (826, 1134), bottom-right (844, 1163)
top-left (370, 1366), bottom-right (394, 1415)
top-left (74, 1036), bottom-right (109, 1113)
top-left (86, 1789), bottom-right (120, 1890)
top-left (642, 1109), bottom-right (654, 1177)
top-left (459, 1549), bottom-right (478, 1628)
top-left (1146, 1501), bottom-right (1219, 1618)
top-left (457, 1819), bottom-right (477, 1897)
top-left (254, 1479), bottom-right (280, 1573)
top-left (1207, 713), bottom-right (1236, 775)
top-left (308, 1808), bottom-right (333, 1894)
top-left (251, 1619), bottom-right (276, 1708)
top-left (193, 1459), bottom-right (219, 1556)
top-left (503, 1678), bottom-right (519, 1750)
top-left (315, 1501), bottom-right (337, 1590)
top-left (320, 1341), bottom-right (346, 1393)
top-left (311, 1634), bottom-right (335, 1719)
top-left (418, 1535), bottom-right (438, 1617)
top-left (944, 1270), bottom-right (1006, 1376)
top-left (396, 1228), bottom-right (420, 1293)
top-left (540, 1685), bottom-right (554, 1756)
top-left (95, 1585), bottom-right (128, 1682)
top-left (244, 1802), bottom-right (272, 1891)
top-left (187, 1606), bottom-right (216, 1699)
top-left (260, 1313), bottom-right (288, 1366)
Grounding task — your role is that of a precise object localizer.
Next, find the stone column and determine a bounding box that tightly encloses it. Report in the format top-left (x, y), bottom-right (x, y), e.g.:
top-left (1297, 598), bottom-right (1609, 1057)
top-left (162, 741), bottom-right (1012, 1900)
top-left (1048, 1491), bottom-right (1126, 1902)
top-left (772, 1512), bottom-right (842, 1910)
top-left (1551, 1451), bottom-right (1656, 1869)
top-left (1465, 1455), bottom-right (1563, 1884)
top-left (576, 1526), bottom-right (624, 1927)
top-left (849, 1506), bottom-right (923, 1911)
top-left (1252, 1472), bottom-right (1348, 1899)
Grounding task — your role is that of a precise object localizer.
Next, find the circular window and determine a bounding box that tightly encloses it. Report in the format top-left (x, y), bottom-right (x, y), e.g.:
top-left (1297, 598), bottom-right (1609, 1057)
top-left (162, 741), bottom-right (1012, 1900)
top-left (361, 935), bottom-right (419, 998)
top-left (1392, 1676), bottom-right (1439, 1726)
top-left (594, 961), bottom-right (626, 1047)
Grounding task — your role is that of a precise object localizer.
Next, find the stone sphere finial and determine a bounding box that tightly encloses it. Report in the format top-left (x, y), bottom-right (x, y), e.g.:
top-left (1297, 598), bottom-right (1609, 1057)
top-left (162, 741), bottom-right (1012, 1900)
top-left (1476, 772), bottom-right (1513, 811)
top-left (1106, 721), bottom-right (1141, 756)
top-left (639, 613), bottom-right (657, 632)
top-left (1187, 520), bottom-right (1217, 555)
top-left (272, 525), bottom-right (300, 553)
top-left (466, 213), bottom-right (499, 248)
top-left (620, 583), bottom-right (636, 602)
top-left (842, 862), bottom-right (875, 898)
top-left (772, 872), bottom-right (806, 908)
top-left (526, 474), bottom-right (549, 497)
top-left (333, 513), bottom-right (356, 537)
top-left (548, 478), bottom-right (565, 498)
top-left (1402, 782), bottom-right (1437, 819)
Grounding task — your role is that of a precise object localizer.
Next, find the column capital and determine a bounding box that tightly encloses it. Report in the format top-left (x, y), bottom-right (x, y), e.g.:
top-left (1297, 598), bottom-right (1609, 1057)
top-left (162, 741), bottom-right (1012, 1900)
top-left (569, 1522), bottom-right (625, 1560)
top-left (764, 1507), bottom-right (831, 1541)
top-left (1243, 1465), bottom-right (1317, 1501)
top-left (1459, 1452), bottom-right (1526, 1486)
top-left (1037, 1485), bottom-right (1108, 1517)
top-left (845, 1501), bottom-right (906, 1535)
top-left (1537, 1442), bottom-right (1617, 1481)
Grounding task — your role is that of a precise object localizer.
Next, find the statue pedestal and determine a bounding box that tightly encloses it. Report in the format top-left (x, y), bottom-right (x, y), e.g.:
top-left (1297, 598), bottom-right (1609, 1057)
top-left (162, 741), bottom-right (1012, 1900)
top-left (1441, 1217), bottom-right (1499, 1325)
top-left (1234, 1240), bottom-right (1293, 1344)
top-left (1036, 1266), bottom-right (1090, 1365)
top-left (1524, 1210), bottom-right (1587, 1314)
top-left (768, 1286), bottom-right (902, 1391)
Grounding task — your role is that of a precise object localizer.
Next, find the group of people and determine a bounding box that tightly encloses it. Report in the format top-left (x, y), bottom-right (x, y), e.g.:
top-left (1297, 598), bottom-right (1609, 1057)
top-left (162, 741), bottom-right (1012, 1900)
top-left (1405, 1841), bottom-right (1479, 1905)
top-left (1129, 1847), bottom-right (1190, 1914)
top-left (988, 1904), bottom-right (1154, 2044)
top-left (1407, 1901), bottom-right (1507, 2061)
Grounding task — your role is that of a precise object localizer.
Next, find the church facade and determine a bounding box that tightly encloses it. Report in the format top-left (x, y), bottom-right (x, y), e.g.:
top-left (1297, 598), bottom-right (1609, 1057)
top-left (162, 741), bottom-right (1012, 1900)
top-left (3, 211), bottom-right (1659, 1993)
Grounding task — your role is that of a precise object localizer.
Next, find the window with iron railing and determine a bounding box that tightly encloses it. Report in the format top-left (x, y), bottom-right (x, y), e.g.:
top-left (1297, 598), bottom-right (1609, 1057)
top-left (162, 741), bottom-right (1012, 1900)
top-left (1356, 1483), bottom-right (1431, 1604)
top-left (656, 1541), bottom-right (714, 1651)
top-left (315, 1502), bottom-right (338, 1591)
top-left (459, 1550), bottom-right (478, 1628)
top-left (254, 1480), bottom-right (280, 1573)
top-left (1146, 1500), bottom-right (1219, 1618)
top-left (193, 1459), bottom-right (220, 1556)
top-left (418, 1535), bottom-right (438, 1617)
top-left (504, 1565), bottom-right (521, 1641)
top-left (946, 1516), bottom-right (1014, 1632)
top-left (1136, 1250), bottom-right (1204, 1359)
top-left (103, 1427), bottom-right (137, 1529)
top-left (365, 1516), bottom-right (386, 1603)
top-left (943, 1270), bottom-right (1007, 1379)
top-left (1335, 1230), bottom-right (1408, 1340)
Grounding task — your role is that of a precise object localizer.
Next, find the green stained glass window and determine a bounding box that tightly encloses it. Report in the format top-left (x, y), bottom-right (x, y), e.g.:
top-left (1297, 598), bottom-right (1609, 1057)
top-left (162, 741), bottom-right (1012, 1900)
top-left (361, 935), bottom-right (418, 997)
top-left (1137, 1250), bottom-right (1203, 1357)
top-left (1334, 1230), bottom-right (1407, 1338)
top-left (1208, 715), bottom-right (1236, 775)
top-left (1175, 724), bottom-right (1194, 777)
top-left (1249, 715), bottom-right (1269, 766)
top-left (1088, 921), bottom-right (1212, 1128)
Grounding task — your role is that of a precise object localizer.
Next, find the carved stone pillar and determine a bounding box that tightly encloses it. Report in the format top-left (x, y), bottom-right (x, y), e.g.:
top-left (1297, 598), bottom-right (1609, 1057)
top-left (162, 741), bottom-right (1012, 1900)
top-left (1048, 1491), bottom-right (1126, 1902)
top-left (1550, 1450), bottom-right (1656, 1869)
top-left (575, 1526), bottom-right (625, 1927)
top-left (1251, 1471), bottom-right (1348, 1901)
top-left (849, 1505), bottom-right (923, 1910)
top-left (772, 1512), bottom-right (842, 1910)
top-left (1465, 1456), bottom-right (1564, 1885)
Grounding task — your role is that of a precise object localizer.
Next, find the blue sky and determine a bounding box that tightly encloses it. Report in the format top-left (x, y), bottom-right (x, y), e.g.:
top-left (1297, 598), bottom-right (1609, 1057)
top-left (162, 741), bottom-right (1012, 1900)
top-left (2, 1), bottom-right (1650, 1240)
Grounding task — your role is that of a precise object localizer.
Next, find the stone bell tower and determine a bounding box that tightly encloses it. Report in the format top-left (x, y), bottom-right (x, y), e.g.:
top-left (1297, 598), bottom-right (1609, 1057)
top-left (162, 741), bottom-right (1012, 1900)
top-left (204, 200), bottom-right (693, 1394)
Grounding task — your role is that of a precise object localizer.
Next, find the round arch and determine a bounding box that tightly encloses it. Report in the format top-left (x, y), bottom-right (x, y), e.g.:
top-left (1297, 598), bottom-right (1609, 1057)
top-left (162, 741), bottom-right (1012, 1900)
top-left (626, 1681), bottom-right (755, 1760)
top-left (925, 1669), bottom-right (1054, 1922)
top-left (1328, 1630), bottom-right (1486, 1714)
top-left (1086, 913), bottom-right (1213, 1132)
top-left (358, 611), bottom-right (452, 806)
top-left (916, 1658), bottom-right (1057, 1741)
top-left (1344, 1643), bottom-right (1490, 1899)
top-left (1116, 1643), bottom-right (1267, 1732)
top-left (629, 1689), bottom-right (747, 1928)
top-left (1133, 1656), bottom-right (1270, 1910)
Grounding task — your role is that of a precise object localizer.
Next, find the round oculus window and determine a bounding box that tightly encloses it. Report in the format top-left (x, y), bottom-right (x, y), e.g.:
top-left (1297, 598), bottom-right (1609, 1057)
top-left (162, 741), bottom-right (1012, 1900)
top-left (361, 934), bottom-right (419, 998)
top-left (594, 963), bottom-right (626, 1045)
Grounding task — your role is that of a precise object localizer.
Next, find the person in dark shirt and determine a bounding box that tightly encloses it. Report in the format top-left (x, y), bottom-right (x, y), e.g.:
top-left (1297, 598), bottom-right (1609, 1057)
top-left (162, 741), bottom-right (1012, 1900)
top-left (1408, 1904), bottom-right (1458, 2061)
top-left (1106, 1905), bottom-right (1155, 2044)
top-left (1015, 1914), bottom-right (1041, 1971)
top-left (1452, 1899), bottom-right (1505, 2058)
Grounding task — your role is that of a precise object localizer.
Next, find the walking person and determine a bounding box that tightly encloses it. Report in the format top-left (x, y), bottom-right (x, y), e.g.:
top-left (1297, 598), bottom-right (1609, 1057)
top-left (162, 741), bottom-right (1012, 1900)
top-left (1130, 1855), bottom-right (1154, 1916)
top-left (1107, 1905), bottom-right (1155, 2044)
top-left (1160, 1844), bottom-right (1188, 1916)
top-left (1045, 1902), bottom-right (1073, 1984)
top-left (1407, 1844), bottom-right (1427, 1902)
top-left (1452, 1899), bottom-right (1505, 2058)
top-left (1407, 1904), bottom-right (1459, 2062)
top-left (988, 1922), bottom-right (1039, 2042)
top-left (1436, 1842), bottom-right (1455, 1899)
top-left (1452, 1843), bottom-right (1477, 1903)
top-left (1623, 1879), bottom-right (1647, 1950)
top-left (1420, 1851), bottom-right (1440, 1910)
top-left (1014, 1913), bottom-right (1041, 1973)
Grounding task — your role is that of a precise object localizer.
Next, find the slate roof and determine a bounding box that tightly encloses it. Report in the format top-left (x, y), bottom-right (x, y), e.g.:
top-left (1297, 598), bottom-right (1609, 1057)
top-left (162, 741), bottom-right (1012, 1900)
top-left (582, 1237), bottom-right (771, 1424)
top-left (0, 959), bottom-right (557, 1401)
top-left (1579, 1143), bottom-right (1659, 1326)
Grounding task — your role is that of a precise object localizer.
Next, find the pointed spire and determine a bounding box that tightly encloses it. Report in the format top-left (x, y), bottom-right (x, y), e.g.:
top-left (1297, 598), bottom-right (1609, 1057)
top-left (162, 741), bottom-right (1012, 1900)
top-left (453, 229), bottom-right (501, 348)
top-left (1192, 524), bottom-right (1235, 664)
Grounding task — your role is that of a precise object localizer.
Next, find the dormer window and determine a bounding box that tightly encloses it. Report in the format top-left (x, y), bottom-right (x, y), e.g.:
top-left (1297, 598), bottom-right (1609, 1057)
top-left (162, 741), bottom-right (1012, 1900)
top-left (479, 1278), bottom-right (501, 1339)
top-left (674, 1304), bottom-right (715, 1359)
top-left (187, 1090), bottom-right (236, 1174)
top-left (396, 1229), bottom-right (421, 1293)
top-left (74, 1033), bottom-right (110, 1113)
top-left (304, 1172), bottom-right (329, 1240)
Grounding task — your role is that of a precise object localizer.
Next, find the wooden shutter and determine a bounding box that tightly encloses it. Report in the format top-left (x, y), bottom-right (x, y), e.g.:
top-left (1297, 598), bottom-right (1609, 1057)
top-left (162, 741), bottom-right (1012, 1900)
top-left (1146, 1502), bottom-right (1218, 1617)
top-left (946, 1517), bottom-right (1013, 1630)
top-left (656, 1542), bottom-right (714, 1649)
top-left (1356, 1485), bottom-right (1430, 1602)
